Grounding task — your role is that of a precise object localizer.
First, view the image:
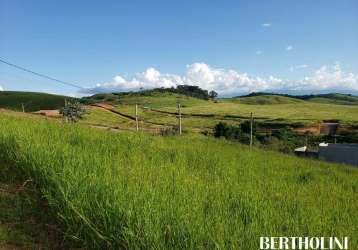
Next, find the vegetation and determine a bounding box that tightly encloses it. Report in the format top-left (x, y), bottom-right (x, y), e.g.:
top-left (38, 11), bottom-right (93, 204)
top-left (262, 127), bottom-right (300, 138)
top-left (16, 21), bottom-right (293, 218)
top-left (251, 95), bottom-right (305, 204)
top-left (0, 113), bottom-right (357, 249)
top-left (81, 91), bottom-right (208, 108)
top-left (213, 122), bottom-right (339, 153)
top-left (213, 122), bottom-right (253, 145)
top-left (60, 100), bottom-right (86, 122)
top-left (81, 85), bottom-right (215, 105)
top-left (0, 91), bottom-right (72, 112)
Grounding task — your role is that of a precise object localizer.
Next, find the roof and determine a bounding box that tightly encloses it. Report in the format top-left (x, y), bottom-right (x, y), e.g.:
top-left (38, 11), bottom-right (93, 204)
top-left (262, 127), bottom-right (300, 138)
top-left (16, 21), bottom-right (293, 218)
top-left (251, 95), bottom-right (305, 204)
top-left (319, 143), bottom-right (358, 149)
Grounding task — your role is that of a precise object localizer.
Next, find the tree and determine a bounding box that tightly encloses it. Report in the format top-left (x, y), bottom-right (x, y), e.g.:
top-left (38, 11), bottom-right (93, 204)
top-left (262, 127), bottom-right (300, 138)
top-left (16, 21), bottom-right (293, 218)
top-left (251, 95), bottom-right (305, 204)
top-left (60, 100), bottom-right (86, 122)
top-left (209, 90), bottom-right (218, 99)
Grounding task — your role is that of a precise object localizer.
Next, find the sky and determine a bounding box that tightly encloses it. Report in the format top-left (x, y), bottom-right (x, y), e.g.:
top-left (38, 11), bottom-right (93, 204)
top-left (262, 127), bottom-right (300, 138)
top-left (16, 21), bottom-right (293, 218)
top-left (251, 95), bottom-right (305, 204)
top-left (0, 0), bottom-right (357, 97)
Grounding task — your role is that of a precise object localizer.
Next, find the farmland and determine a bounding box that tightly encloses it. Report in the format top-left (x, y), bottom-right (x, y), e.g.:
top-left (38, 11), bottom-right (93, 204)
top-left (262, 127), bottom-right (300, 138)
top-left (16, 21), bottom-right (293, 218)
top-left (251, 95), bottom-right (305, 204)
top-left (81, 91), bottom-right (358, 133)
top-left (0, 112), bottom-right (357, 249)
top-left (2, 91), bottom-right (358, 132)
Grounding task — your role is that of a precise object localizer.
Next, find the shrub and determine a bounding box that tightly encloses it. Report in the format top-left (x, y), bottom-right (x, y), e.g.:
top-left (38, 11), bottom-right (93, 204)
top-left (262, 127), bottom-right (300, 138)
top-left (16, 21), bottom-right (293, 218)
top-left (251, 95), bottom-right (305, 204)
top-left (60, 101), bottom-right (86, 123)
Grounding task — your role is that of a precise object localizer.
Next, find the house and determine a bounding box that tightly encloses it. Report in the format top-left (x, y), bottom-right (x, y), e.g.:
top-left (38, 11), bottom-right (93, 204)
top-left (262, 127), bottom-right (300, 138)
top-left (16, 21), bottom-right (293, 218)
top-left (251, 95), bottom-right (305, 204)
top-left (319, 123), bottom-right (339, 136)
top-left (318, 143), bottom-right (358, 167)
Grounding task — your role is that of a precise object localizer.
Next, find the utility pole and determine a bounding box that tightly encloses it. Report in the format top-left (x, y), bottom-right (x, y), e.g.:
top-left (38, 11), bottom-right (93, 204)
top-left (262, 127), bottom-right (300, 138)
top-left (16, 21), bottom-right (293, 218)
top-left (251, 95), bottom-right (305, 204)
top-left (135, 103), bottom-right (139, 131)
top-left (178, 103), bottom-right (182, 135)
top-left (64, 99), bottom-right (68, 123)
top-left (250, 112), bottom-right (253, 148)
top-left (21, 103), bottom-right (25, 113)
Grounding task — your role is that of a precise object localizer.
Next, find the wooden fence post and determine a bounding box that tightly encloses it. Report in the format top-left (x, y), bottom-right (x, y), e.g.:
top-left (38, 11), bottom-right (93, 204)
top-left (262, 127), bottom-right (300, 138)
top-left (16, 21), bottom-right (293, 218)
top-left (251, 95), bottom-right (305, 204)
top-left (250, 112), bottom-right (253, 148)
top-left (178, 103), bottom-right (182, 135)
top-left (135, 103), bottom-right (139, 131)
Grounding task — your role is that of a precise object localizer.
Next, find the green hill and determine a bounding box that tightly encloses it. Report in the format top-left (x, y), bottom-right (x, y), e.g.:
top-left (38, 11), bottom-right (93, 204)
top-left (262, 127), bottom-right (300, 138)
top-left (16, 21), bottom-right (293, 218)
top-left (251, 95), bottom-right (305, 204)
top-left (81, 90), bottom-right (209, 108)
top-left (306, 93), bottom-right (358, 105)
top-left (236, 92), bottom-right (358, 105)
top-left (0, 91), bottom-right (73, 112)
top-left (230, 95), bottom-right (303, 105)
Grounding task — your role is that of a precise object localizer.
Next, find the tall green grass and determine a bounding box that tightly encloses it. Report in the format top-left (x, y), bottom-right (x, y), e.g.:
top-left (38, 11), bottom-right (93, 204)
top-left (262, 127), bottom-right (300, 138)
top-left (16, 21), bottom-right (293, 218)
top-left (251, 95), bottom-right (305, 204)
top-left (0, 113), bottom-right (357, 249)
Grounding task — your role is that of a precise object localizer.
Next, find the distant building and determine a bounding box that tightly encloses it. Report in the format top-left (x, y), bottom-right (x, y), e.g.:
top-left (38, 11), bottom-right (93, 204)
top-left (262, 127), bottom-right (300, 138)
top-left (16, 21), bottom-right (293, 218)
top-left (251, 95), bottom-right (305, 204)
top-left (319, 123), bottom-right (339, 136)
top-left (318, 143), bottom-right (358, 167)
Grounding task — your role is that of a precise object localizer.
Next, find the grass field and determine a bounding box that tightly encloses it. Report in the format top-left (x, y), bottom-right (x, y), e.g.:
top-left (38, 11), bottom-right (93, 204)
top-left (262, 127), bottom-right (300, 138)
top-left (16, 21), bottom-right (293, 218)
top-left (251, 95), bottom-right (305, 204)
top-left (89, 92), bottom-right (358, 128)
top-left (0, 113), bottom-right (357, 249)
top-left (163, 101), bottom-right (358, 123)
top-left (111, 97), bottom-right (358, 131)
top-left (83, 91), bottom-right (208, 108)
top-left (2, 91), bottom-right (358, 132)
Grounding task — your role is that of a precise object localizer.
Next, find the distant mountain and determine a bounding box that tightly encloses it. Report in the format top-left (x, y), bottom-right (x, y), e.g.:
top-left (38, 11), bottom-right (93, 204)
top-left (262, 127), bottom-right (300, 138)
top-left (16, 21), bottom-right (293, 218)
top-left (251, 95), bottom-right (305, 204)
top-left (0, 91), bottom-right (74, 112)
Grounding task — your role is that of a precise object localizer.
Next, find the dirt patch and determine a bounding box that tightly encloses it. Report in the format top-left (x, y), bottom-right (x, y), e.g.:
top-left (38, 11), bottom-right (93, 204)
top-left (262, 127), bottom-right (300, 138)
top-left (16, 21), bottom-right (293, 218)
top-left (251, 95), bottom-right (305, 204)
top-left (0, 165), bottom-right (69, 250)
top-left (294, 125), bottom-right (320, 135)
top-left (31, 110), bottom-right (61, 118)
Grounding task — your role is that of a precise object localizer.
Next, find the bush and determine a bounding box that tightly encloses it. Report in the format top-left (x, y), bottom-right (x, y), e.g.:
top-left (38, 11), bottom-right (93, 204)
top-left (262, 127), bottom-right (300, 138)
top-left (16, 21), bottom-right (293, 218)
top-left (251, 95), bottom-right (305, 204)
top-left (213, 122), bottom-right (258, 145)
top-left (60, 101), bottom-right (86, 123)
top-left (160, 126), bottom-right (179, 136)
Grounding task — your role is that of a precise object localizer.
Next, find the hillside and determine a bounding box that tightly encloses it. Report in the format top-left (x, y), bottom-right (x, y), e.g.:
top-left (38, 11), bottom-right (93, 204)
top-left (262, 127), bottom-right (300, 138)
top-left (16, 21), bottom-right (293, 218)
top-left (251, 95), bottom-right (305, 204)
top-left (81, 90), bottom-right (209, 108)
top-left (0, 113), bottom-right (357, 249)
top-left (2, 90), bottom-right (358, 133)
top-left (238, 92), bottom-right (358, 105)
top-left (306, 93), bottom-right (358, 105)
top-left (0, 91), bottom-right (73, 112)
top-left (230, 95), bottom-right (303, 105)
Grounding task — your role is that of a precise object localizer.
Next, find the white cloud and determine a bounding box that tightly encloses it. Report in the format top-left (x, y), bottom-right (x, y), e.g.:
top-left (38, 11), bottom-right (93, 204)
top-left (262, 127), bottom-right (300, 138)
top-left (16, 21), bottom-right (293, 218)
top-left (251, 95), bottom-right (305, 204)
top-left (296, 64), bottom-right (358, 91)
top-left (286, 45), bottom-right (293, 51)
top-left (256, 50), bottom-right (262, 55)
top-left (289, 64), bottom-right (309, 72)
top-left (0, 86), bottom-right (3, 91)
top-left (262, 23), bottom-right (272, 28)
top-left (82, 63), bottom-right (358, 96)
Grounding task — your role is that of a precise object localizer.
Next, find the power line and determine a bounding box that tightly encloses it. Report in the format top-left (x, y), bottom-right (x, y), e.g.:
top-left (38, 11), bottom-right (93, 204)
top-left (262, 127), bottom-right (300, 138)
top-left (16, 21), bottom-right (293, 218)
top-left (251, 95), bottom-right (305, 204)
top-left (0, 57), bottom-right (85, 90)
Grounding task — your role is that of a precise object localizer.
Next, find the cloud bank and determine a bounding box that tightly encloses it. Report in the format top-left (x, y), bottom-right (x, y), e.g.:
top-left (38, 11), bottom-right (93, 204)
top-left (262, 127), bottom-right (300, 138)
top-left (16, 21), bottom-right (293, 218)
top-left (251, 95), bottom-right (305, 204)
top-left (0, 85), bottom-right (4, 91)
top-left (83, 63), bottom-right (358, 96)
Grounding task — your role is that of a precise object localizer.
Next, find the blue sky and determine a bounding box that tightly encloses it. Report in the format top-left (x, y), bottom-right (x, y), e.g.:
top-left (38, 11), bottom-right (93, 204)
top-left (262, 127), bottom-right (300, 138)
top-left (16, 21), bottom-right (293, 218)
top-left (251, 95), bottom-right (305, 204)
top-left (0, 0), bottom-right (357, 96)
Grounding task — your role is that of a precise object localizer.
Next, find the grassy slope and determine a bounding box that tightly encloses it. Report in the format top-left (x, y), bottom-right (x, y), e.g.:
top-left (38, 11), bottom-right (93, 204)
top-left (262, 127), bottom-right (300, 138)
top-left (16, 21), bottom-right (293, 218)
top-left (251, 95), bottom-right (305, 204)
top-left (305, 93), bottom-right (358, 105)
top-left (0, 91), bottom-right (72, 112)
top-left (83, 91), bottom-right (208, 108)
top-left (237, 93), bottom-right (358, 105)
top-left (231, 95), bottom-right (303, 105)
top-left (0, 113), bottom-right (357, 249)
top-left (80, 107), bottom-right (133, 128)
top-left (168, 101), bottom-right (358, 123)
